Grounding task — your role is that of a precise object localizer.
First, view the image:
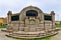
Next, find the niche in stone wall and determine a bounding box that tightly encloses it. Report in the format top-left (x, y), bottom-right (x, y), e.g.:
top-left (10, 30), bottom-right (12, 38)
top-left (11, 15), bottom-right (19, 21)
top-left (44, 15), bottom-right (52, 21)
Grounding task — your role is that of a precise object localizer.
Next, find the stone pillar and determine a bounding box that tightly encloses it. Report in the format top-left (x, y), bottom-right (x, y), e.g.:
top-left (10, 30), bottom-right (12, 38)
top-left (51, 11), bottom-right (55, 29)
top-left (7, 11), bottom-right (12, 29)
top-left (42, 13), bottom-right (45, 30)
top-left (7, 11), bottom-right (12, 23)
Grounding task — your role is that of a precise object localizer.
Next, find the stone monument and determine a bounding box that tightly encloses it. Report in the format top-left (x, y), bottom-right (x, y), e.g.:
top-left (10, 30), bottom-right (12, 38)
top-left (4, 6), bottom-right (57, 38)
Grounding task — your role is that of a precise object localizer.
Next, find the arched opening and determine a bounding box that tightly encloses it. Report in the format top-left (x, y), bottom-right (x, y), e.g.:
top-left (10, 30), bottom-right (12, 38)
top-left (26, 10), bottom-right (38, 17)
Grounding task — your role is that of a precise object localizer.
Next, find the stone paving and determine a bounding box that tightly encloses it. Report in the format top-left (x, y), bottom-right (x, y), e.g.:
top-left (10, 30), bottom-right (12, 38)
top-left (51, 30), bottom-right (61, 40)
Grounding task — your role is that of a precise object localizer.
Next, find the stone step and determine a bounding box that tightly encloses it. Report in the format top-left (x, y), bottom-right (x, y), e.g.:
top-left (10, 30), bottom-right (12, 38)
top-left (9, 34), bottom-right (38, 37)
top-left (9, 33), bottom-right (46, 37)
top-left (9, 33), bottom-right (38, 37)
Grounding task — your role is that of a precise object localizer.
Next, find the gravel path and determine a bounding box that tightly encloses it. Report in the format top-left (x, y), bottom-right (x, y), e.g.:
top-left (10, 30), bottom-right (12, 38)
top-left (0, 29), bottom-right (18, 40)
top-left (51, 30), bottom-right (61, 40)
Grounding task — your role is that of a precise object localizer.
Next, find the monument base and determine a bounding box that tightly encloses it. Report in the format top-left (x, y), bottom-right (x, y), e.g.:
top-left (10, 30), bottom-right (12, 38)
top-left (6, 31), bottom-right (58, 39)
top-left (1, 28), bottom-right (60, 39)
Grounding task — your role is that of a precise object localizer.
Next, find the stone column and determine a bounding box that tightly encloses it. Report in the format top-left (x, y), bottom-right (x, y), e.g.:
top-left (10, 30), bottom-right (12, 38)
top-left (42, 13), bottom-right (45, 30)
top-left (7, 11), bottom-right (12, 23)
top-left (7, 11), bottom-right (12, 29)
top-left (51, 11), bottom-right (55, 29)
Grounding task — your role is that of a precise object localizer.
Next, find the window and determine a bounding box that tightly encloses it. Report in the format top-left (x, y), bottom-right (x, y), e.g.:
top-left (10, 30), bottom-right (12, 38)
top-left (44, 15), bottom-right (52, 21)
top-left (11, 15), bottom-right (19, 21)
top-left (26, 10), bottom-right (38, 16)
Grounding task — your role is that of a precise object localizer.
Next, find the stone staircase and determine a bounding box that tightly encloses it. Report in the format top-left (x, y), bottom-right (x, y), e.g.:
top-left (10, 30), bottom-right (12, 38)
top-left (9, 33), bottom-right (39, 37)
top-left (6, 31), bottom-right (46, 38)
top-left (6, 30), bottom-right (58, 39)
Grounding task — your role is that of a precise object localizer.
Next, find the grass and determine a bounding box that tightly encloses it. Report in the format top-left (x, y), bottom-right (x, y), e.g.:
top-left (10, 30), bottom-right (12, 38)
top-left (55, 24), bottom-right (61, 28)
top-left (33, 37), bottom-right (51, 40)
top-left (0, 25), bottom-right (7, 28)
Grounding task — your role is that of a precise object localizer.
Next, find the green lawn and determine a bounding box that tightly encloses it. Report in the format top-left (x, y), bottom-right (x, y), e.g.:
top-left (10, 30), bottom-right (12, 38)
top-left (17, 37), bottom-right (51, 40)
top-left (33, 37), bottom-right (51, 40)
top-left (55, 24), bottom-right (61, 28)
top-left (16, 37), bottom-right (52, 40)
top-left (0, 25), bottom-right (7, 28)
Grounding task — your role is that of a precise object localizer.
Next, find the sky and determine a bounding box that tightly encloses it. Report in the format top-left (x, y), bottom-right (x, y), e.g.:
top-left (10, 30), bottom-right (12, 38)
top-left (0, 0), bottom-right (61, 21)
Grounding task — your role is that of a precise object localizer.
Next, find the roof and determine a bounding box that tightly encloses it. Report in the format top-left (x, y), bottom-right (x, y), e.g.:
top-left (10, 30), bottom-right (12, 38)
top-left (11, 13), bottom-right (20, 16)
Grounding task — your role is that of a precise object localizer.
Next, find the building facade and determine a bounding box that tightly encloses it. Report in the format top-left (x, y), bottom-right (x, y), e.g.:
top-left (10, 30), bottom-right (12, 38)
top-left (7, 6), bottom-right (55, 32)
top-left (55, 21), bottom-right (61, 24)
top-left (0, 18), bottom-right (7, 25)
